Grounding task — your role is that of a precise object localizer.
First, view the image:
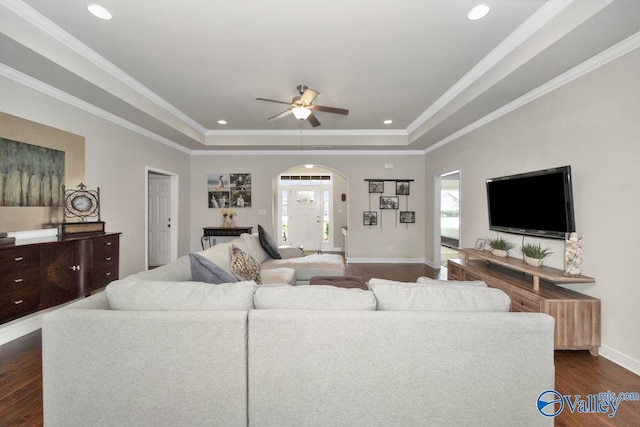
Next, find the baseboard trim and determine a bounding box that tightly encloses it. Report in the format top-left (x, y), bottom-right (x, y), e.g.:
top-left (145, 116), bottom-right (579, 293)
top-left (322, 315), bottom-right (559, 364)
top-left (599, 344), bottom-right (640, 376)
top-left (346, 257), bottom-right (426, 264)
top-left (0, 298), bottom-right (84, 346)
top-left (0, 311), bottom-right (44, 347)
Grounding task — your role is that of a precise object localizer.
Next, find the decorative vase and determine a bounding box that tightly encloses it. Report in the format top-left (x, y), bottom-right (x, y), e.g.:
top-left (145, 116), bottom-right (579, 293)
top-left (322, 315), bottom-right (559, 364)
top-left (564, 232), bottom-right (583, 276)
top-left (222, 215), bottom-right (235, 228)
top-left (491, 249), bottom-right (508, 258)
top-left (524, 255), bottom-right (543, 267)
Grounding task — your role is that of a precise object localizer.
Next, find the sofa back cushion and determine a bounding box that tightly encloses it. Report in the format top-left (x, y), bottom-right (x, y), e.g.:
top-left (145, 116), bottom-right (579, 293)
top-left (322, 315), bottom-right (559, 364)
top-left (240, 233), bottom-right (270, 264)
top-left (106, 278), bottom-right (257, 310)
top-left (369, 281), bottom-right (510, 312)
top-left (254, 285), bottom-right (377, 310)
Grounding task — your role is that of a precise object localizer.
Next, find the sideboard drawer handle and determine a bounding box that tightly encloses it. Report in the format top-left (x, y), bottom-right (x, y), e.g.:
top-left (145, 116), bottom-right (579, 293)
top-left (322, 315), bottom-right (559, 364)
top-left (105, 242), bottom-right (112, 246)
top-left (14, 300), bottom-right (24, 305)
top-left (105, 257), bottom-right (112, 261)
top-left (14, 256), bottom-right (24, 261)
top-left (14, 278), bottom-right (24, 283)
top-left (105, 272), bottom-right (112, 277)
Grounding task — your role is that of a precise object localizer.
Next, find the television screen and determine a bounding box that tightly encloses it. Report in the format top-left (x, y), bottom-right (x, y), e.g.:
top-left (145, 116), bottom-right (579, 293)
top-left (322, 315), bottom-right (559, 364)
top-left (486, 166), bottom-right (575, 239)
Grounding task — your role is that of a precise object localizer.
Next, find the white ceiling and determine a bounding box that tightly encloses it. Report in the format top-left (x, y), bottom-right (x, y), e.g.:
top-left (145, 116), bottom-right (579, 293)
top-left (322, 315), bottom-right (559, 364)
top-left (1, 0), bottom-right (639, 151)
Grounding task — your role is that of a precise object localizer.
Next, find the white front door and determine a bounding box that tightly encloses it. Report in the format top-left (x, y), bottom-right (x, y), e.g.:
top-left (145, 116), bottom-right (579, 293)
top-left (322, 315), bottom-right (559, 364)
top-left (148, 175), bottom-right (171, 266)
top-left (290, 187), bottom-right (323, 251)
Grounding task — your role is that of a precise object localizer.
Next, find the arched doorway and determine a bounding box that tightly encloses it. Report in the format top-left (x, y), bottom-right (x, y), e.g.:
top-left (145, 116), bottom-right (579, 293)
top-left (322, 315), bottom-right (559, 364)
top-left (274, 165), bottom-right (348, 253)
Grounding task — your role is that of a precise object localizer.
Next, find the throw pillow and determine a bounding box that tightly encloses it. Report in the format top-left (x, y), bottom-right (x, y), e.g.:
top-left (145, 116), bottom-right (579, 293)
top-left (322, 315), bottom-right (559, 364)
top-left (258, 225), bottom-right (282, 259)
top-left (189, 253), bottom-right (238, 284)
top-left (231, 244), bottom-right (262, 284)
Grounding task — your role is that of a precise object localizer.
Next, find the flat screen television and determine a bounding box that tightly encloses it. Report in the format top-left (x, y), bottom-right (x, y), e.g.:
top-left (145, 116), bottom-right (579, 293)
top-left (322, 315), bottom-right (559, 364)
top-left (486, 166), bottom-right (575, 239)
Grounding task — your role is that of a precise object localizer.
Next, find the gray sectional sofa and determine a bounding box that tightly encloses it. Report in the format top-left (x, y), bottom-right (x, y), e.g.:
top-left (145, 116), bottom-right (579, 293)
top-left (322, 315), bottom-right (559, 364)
top-left (42, 248), bottom-right (555, 427)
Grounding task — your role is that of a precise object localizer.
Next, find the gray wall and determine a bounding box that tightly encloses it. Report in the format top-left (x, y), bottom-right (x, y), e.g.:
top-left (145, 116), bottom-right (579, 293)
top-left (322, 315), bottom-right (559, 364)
top-left (190, 153), bottom-right (426, 261)
top-left (424, 48), bottom-right (640, 370)
top-left (0, 76), bottom-right (192, 278)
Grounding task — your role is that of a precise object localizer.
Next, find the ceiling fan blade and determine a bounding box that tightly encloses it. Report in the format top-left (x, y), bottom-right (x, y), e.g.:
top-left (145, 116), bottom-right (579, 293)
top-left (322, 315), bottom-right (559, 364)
top-left (307, 113), bottom-right (321, 127)
top-left (312, 105), bottom-right (349, 115)
top-left (256, 97), bottom-right (292, 106)
top-left (300, 88), bottom-right (319, 105)
top-left (267, 109), bottom-right (293, 121)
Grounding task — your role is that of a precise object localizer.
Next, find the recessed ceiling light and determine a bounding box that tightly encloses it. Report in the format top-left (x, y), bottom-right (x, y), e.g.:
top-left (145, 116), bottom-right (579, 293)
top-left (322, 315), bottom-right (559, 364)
top-left (305, 164), bottom-right (314, 169)
top-left (217, 119), bottom-right (227, 125)
top-left (383, 119), bottom-right (393, 125)
top-left (468, 4), bottom-right (490, 21)
top-left (88, 4), bottom-right (112, 20)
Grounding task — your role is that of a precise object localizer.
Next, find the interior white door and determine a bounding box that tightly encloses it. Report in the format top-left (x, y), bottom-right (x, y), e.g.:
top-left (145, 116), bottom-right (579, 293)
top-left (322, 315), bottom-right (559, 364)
top-left (290, 187), bottom-right (322, 251)
top-left (148, 175), bottom-right (171, 266)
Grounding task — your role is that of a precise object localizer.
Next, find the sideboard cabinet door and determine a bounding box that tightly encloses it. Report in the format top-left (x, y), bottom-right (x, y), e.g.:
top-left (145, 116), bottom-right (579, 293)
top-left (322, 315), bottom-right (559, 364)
top-left (40, 239), bottom-right (92, 310)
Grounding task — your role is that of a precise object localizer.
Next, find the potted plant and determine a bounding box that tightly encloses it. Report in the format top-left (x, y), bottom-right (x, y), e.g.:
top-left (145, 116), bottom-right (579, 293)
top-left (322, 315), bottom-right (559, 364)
top-left (487, 237), bottom-right (515, 257)
top-left (521, 242), bottom-right (553, 267)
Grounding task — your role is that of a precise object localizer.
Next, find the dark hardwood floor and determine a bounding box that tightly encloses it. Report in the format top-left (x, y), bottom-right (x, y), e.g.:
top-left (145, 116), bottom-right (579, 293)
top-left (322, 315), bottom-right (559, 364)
top-left (1, 263), bottom-right (638, 426)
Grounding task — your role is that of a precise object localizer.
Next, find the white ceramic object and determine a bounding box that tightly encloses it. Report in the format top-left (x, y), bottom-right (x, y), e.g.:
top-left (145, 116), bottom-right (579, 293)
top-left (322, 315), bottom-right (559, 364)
top-left (524, 255), bottom-right (543, 267)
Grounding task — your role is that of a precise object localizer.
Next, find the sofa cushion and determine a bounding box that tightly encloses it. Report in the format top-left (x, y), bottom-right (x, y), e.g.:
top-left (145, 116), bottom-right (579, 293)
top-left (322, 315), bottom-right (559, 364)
top-left (240, 233), bottom-right (270, 264)
top-left (254, 285), bottom-right (377, 310)
top-left (258, 225), bottom-right (281, 259)
top-left (416, 276), bottom-right (487, 287)
top-left (259, 268), bottom-right (296, 286)
top-left (189, 253), bottom-right (238, 284)
top-left (261, 253), bottom-right (345, 280)
top-left (231, 245), bottom-right (262, 284)
top-left (105, 279), bottom-right (257, 310)
top-left (369, 282), bottom-right (510, 312)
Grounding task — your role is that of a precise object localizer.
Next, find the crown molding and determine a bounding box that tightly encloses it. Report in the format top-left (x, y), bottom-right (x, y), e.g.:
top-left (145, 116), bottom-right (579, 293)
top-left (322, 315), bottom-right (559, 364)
top-left (424, 30), bottom-right (640, 155)
top-left (406, 0), bottom-right (575, 135)
top-left (191, 149), bottom-right (425, 156)
top-left (1, 0), bottom-right (207, 136)
top-left (0, 63), bottom-right (192, 154)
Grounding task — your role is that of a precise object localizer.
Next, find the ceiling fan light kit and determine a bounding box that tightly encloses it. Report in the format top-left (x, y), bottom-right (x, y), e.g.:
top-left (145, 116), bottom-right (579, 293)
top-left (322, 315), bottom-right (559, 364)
top-left (257, 84), bottom-right (348, 127)
top-left (292, 106), bottom-right (312, 120)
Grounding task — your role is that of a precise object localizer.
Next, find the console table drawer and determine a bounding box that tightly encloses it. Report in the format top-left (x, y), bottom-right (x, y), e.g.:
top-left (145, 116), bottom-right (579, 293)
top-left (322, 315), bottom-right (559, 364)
top-left (92, 263), bottom-right (119, 289)
top-left (92, 234), bottom-right (120, 256)
top-left (0, 285), bottom-right (40, 323)
top-left (0, 266), bottom-right (40, 294)
top-left (509, 288), bottom-right (543, 312)
top-left (0, 247), bottom-right (40, 272)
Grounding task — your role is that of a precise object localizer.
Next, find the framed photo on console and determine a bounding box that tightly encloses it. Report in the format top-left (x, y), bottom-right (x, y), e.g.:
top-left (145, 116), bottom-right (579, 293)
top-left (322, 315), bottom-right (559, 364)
top-left (363, 211), bottom-right (378, 226)
top-left (399, 211), bottom-right (415, 223)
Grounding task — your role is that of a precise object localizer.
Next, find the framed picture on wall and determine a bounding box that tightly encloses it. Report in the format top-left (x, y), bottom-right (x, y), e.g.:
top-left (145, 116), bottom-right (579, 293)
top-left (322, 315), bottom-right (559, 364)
top-left (363, 211), bottom-right (378, 226)
top-left (399, 211), bottom-right (415, 223)
top-left (380, 196), bottom-right (399, 210)
top-left (369, 180), bottom-right (384, 193)
top-left (396, 181), bottom-right (410, 196)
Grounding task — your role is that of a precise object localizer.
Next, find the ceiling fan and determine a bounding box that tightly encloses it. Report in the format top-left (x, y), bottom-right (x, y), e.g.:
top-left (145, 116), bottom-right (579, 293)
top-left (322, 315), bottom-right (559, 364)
top-left (256, 84), bottom-right (349, 127)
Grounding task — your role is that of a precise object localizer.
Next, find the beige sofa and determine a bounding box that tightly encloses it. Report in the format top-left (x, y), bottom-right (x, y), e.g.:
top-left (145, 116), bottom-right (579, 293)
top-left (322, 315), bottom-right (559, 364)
top-left (42, 276), bottom-right (555, 426)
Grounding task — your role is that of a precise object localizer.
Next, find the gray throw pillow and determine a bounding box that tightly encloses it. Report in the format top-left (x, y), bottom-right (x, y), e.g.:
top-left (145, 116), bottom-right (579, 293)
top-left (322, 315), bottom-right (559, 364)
top-left (189, 253), bottom-right (238, 284)
top-left (258, 224), bottom-right (281, 259)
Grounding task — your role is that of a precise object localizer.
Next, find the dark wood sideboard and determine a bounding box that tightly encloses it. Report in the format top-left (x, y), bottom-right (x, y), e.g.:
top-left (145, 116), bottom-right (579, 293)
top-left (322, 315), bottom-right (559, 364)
top-left (0, 232), bottom-right (120, 325)
top-left (448, 248), bottom-right (600, 355)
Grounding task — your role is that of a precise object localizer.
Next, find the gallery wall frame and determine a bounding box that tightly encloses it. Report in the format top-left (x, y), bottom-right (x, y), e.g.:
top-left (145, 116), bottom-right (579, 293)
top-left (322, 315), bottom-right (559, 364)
top-left (207, 173), bottom-right (252, 208)
top-left (363, 211), bottom-right (377, 226)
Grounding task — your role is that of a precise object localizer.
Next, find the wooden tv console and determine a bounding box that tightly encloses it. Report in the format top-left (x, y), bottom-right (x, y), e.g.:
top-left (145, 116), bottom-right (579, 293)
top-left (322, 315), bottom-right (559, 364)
top-left (448, 248), bottom-right (600, 355)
